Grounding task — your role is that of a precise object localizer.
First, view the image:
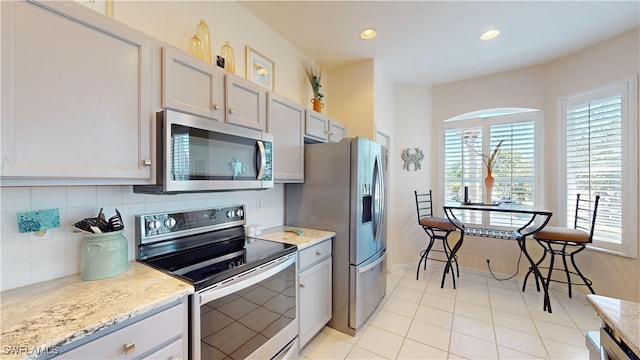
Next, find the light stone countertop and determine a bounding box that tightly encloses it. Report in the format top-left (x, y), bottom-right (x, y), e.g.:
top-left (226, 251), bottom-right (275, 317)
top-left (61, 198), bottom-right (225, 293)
top-left (251, 226), bottom-right (335, 250)
top-left (587, 294), bottom-right (640, 357)
top-left (0, 261), bottom-right (194, 360)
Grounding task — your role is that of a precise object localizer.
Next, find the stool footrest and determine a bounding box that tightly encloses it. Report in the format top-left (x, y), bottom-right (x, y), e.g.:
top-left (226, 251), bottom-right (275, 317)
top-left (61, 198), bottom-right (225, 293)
top-left (534, 266), bottom-right (594, 286)
top-left (420, 249), bottom-right (458, 263)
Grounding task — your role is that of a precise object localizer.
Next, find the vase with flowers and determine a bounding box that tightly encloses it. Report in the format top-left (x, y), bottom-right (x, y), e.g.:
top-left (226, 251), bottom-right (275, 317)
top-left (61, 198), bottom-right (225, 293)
top-left (482, 140), bottom-right (503, 204)
top-left (464, 139), bottom-right (503, 204)
top-left (302, 58), bottom-right (324, 113)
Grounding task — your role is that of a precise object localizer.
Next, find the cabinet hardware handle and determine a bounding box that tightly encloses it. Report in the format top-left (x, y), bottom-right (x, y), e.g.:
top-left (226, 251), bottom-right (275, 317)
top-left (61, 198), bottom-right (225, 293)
top-left (143, 159), bottom-right (152, 166)
top-left (123, 342), bottom-right (136, 355)
top-left (316, 251), bottom-right (322, 256)
top-left (299, 283), bottom-right (305, 288)
top-left (212, 104), bottom-right (220, 110)
top-left (229, 109), bottom-right (235, 114)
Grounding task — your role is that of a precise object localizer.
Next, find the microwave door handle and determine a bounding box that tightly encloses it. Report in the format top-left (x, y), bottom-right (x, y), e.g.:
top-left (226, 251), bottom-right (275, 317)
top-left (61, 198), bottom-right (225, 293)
top-left (256, 140), bottom-right (266, 180)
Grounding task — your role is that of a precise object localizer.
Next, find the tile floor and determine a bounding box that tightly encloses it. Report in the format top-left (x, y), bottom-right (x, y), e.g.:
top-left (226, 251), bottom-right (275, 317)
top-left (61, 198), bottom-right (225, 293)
top-left (297, 265), bottom-right (601, 359)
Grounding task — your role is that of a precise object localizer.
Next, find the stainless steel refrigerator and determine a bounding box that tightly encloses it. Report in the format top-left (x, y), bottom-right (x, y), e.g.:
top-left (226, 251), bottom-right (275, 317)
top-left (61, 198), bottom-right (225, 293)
top-left (285, 137), bottom-right (387, 336)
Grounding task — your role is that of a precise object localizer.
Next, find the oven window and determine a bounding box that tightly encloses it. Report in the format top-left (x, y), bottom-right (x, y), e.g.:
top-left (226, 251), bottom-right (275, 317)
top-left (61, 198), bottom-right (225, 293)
top-left (171, 124), bottom-right (259, 181)
top-left (199, 262), bottom-right (296, 359)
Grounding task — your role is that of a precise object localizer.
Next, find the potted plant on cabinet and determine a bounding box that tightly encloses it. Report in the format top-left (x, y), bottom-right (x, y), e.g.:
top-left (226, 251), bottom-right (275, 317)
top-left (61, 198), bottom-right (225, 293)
top-left (302, 58), bottom-right (324, 112)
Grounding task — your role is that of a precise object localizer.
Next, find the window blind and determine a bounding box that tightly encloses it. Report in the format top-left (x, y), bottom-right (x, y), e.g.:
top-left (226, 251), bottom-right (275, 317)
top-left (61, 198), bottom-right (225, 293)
top-left (565, 94), bottom-right (623, 244)
top-left (444, 127), bottom-right (483, 224)
top-left (490, 121), bottom-right (536, 227)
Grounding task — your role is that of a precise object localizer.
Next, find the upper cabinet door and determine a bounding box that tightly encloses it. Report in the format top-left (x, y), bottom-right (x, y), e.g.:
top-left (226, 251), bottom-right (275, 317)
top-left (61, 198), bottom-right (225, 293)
top-left (267, 93), bottom-right (304, 183)
top-left (304, 110), bottom-right (330, 142)
top-left (304, 110), bottom-right (347, 143)
top-left (225, 74), bottom-right (267, 131)
top-left (328, 120), bottom-right (347, 143)
top-left (1, 1), bottom-right (152, 184)
top-left (162, 46), bottom-right (225, 121)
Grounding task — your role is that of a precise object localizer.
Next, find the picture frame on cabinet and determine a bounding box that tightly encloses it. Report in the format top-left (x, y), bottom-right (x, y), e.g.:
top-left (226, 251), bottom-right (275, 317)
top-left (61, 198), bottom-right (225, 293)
top-left (246, 46), bottom-right (274, 90)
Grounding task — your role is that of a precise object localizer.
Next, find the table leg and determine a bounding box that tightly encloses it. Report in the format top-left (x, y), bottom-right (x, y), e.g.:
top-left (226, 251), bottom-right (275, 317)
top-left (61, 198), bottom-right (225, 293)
top-left (517, 235), bottom-right (552, 313)
top-left (441, 230), bottom-right (463, 289)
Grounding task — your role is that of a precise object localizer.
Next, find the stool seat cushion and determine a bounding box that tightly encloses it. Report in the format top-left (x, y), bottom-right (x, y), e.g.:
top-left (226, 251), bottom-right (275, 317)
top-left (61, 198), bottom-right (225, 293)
top-left (419, 216), bottom-right (457, 231)
top-left (533, 226), bottom-right (590, 243)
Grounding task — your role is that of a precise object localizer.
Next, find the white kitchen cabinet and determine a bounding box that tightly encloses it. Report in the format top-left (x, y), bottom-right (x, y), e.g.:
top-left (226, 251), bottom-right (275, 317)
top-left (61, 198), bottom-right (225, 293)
top-left (267, 92), bottom-right (304, 183)
top-left (162, 45), bottom-right (226, 121)
top-left (328, 119), bottom-right (347, 142)
top-left (298, 239), bottom-right (332, 348)
top-left (55, 299), bottom-right (188, 359)
top-left (225, 73), bottom-right (267, 131)
top-left (304, 110), bottom-right (347, 143)
top-left (1, 1), bottom-right (153, 185)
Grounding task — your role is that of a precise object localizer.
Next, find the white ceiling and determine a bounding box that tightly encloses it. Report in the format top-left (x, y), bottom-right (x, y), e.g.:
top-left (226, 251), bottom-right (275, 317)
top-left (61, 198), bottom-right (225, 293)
top-left (239, 1), bottom-right (639, 85)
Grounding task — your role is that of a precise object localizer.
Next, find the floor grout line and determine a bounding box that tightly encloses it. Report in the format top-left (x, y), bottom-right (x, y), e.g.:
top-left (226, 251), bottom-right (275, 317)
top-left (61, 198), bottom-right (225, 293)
top-left (299, 265), bottom-right (598, 359)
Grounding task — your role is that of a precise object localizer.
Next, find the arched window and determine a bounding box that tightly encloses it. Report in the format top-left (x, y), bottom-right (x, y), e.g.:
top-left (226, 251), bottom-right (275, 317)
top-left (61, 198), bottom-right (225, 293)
top-left (441, 108), bottom-right (543, 227)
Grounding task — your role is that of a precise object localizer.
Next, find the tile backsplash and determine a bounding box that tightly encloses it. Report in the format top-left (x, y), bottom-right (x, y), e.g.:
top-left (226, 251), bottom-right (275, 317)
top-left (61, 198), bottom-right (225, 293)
top-left (0, 185), bottom-right (285, 291)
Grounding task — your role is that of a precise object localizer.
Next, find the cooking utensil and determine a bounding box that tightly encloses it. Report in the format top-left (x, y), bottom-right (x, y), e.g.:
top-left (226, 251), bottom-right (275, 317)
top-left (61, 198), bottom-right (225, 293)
top-left (72, 208), bottom-right (120, 234)
top-left (108, 209), bottom-right (124, 231)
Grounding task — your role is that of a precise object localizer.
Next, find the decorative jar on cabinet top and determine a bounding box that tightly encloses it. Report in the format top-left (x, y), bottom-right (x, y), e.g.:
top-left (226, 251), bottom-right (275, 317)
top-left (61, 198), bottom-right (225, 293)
top-left (196, 20), bottom-right (212, 64)
top-left (220, 41), bottom-right (235, 74)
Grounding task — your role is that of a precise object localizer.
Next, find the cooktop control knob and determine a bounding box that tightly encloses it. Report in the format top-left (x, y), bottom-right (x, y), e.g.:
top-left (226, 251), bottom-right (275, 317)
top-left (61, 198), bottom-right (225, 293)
top-left (235, 209), bottom-right (244, 217)
top-left (226, 210), bottom-right (235, 218)
top-left (164, 217), bottom-right (177, 228)
top-left (148, 220), bottom-right (162, 230)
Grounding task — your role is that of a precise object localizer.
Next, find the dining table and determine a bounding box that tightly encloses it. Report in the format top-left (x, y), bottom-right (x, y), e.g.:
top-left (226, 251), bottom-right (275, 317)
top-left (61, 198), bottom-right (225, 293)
top-left (442, 202), bottom-right (555, 312)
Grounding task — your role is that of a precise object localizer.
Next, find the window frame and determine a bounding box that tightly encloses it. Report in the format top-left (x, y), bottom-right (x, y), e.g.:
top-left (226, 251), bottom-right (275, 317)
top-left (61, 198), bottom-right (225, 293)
top-left (440, 110), bottom-right (545, 228)
top-left (559, 76), bottom-right (638, 258)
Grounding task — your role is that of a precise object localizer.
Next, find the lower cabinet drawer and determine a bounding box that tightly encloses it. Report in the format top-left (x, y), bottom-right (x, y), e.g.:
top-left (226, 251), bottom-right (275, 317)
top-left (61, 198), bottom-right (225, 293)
top-left (299, 239), bottom-right (332, 271)
top-left (143, 338), bottom-right (184, 360)
top-left (55, 303), bottom-right (185, 359)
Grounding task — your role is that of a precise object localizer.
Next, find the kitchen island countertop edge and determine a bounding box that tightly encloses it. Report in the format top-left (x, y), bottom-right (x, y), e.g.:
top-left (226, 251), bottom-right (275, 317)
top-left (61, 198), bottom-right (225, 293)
top-left (586, 294), bottom-right (640, 357)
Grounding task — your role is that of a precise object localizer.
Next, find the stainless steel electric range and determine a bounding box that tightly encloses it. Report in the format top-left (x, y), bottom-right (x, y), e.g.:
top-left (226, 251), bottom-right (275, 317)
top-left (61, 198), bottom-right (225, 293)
top-left (136, 205), bottom-right (298, 360)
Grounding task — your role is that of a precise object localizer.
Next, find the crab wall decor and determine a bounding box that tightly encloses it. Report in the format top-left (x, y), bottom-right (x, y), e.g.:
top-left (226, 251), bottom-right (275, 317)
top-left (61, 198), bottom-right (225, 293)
top-left (402, 148), bottom-right (424, 171)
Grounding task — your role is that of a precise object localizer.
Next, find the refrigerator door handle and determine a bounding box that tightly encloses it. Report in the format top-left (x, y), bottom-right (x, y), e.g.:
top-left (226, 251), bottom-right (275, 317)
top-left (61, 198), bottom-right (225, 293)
top-left (372, 154), bottom-right (385, 243)
top-left (358, 250), bottom-right (387, 274)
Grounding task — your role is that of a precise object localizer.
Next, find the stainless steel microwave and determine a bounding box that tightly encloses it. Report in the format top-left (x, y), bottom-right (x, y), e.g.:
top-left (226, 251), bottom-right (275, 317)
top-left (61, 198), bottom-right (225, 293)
top-left (134, 110), bottom-right (273, 194)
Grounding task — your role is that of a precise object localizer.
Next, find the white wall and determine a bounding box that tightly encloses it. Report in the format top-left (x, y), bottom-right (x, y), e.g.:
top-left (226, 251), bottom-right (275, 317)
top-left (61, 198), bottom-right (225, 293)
top-left (390, 84), bottom-right (435, 268)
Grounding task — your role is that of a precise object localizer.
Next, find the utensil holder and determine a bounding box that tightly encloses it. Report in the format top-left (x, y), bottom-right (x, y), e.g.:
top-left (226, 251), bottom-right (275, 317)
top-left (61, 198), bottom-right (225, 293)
top-left (81, 230), bottom-right (128, 280)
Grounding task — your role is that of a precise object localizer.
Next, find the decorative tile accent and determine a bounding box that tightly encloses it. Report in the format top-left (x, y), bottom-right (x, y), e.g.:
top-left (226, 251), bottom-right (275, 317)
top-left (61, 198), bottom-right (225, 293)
top-left (17, 209), bottom-right (60, 233)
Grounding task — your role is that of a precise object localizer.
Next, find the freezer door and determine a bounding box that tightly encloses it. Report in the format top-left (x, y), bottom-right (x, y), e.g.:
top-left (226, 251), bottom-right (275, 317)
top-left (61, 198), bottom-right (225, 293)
top-left (351, 138), bottom-right (387, 265)
top-left (349, 249), bottom-right (387, 331)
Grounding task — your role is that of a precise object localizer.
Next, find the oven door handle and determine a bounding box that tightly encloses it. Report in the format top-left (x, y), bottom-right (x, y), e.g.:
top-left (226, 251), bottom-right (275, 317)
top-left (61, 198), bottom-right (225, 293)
top-left (198, 253), bottom-right (296, 304)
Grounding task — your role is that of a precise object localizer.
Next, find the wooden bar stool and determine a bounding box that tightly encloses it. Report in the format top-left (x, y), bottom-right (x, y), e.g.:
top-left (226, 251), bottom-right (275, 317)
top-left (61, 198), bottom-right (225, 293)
top-left (523, 194), bottom-right (600, 298)
top-left (414, 190), bottom-right (459, 282)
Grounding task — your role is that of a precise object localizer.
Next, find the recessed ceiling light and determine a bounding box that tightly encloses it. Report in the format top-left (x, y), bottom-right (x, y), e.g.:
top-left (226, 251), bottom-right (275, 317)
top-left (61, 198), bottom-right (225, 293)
top-left (480, 29), bottom-right (500, 41)
top-left (360, 28), bottom-right (377, 40)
